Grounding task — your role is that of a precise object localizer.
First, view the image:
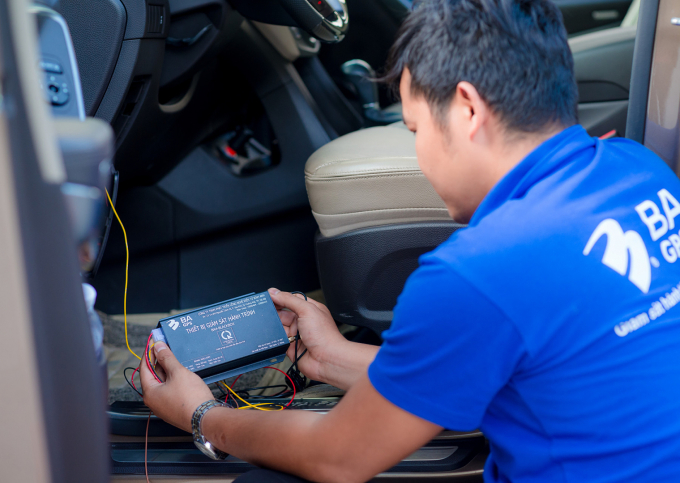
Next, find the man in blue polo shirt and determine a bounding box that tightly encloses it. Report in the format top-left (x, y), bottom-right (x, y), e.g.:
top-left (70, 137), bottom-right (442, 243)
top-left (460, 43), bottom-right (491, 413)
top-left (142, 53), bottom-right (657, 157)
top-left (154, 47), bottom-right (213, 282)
top-left (140, 0), bottom-right (680, 481)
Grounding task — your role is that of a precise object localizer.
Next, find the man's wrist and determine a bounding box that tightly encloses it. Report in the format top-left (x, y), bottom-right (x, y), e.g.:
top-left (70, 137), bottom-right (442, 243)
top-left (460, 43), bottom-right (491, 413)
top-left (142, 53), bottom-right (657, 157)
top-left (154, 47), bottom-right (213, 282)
top-left (318, 339), bottom-right (379, 390)
top-left (183, 397), bottom-right (214, 433)
top-left (192, 400), bottom-right (228, 460)
top-left (201, 405), bottom-right (230, 450)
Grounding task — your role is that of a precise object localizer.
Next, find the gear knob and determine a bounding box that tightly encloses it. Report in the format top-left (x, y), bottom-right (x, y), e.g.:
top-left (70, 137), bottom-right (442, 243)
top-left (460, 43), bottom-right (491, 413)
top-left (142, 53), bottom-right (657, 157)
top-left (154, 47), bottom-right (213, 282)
top-left (341, 59), bottom-right (379, 110)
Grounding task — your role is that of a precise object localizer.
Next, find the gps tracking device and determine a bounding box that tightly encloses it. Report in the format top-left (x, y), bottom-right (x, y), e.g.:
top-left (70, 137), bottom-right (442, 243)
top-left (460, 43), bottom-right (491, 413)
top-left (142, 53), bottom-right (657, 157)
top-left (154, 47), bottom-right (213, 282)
top-left (152, 291), bottom-right (290, 384)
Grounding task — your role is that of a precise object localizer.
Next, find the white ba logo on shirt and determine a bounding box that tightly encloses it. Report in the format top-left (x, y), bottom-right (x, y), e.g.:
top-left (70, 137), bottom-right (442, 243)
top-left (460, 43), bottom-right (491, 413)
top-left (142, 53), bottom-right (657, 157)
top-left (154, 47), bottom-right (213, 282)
top-left (583, 219), bottom-right (651, 293)
top-left (583, 189), bottom-right (680, 294)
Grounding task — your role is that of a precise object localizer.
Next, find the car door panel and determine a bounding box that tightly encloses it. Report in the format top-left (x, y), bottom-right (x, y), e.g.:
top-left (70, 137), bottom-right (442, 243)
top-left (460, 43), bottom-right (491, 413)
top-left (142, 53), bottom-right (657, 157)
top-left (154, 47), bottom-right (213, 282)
top-left (573, 26), bottom-right (636, 137)
top-left (555, 0), bottom-right (632, 34)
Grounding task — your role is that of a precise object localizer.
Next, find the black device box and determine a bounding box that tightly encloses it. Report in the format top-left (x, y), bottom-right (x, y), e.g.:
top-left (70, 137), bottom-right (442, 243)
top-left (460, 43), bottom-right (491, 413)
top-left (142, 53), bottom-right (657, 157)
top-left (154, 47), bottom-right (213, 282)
top-left (153, 292), bottom-right (290, 383)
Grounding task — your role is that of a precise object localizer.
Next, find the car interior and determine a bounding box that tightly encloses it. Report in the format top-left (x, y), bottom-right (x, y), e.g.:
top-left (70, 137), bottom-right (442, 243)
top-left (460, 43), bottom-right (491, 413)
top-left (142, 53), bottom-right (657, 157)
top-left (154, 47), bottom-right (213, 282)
top-left (3, 0), bottom-right (677, 480)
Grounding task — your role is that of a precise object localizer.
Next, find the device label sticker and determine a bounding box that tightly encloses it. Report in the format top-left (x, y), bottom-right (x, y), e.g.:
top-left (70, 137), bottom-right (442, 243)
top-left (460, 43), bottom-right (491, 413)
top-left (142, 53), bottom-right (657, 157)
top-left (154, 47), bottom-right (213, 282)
top-left (160, 291), bottom-right (288, 375)
top-left (183, 352), bottom-right (225, 372)
top-left (253, 337), bottom-right (287, 353)
top-left (218, 328), bottom-right (240, 348)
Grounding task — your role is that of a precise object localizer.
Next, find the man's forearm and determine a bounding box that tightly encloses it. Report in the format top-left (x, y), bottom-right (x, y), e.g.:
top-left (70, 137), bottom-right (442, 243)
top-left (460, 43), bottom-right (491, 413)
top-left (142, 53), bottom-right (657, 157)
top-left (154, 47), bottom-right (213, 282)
top-left (203, 406), bottom-right (341, 482)
top-left (318, 340), bottom-right (379, 391)
top-left (199, 342), bottom-right (381, 478)
top-left (200, 374), bottom-right (441, 483)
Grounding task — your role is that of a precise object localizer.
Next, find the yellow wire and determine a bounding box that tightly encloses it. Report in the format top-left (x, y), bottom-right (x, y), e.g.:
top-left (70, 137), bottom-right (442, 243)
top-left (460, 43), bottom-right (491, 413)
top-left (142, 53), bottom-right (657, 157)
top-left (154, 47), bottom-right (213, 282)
top-left (219, 381), bottom-right (284, 411)
top-left (105, 188), bottom-right (140, 361)
top-left (106, 187), bottom-right (281, 399)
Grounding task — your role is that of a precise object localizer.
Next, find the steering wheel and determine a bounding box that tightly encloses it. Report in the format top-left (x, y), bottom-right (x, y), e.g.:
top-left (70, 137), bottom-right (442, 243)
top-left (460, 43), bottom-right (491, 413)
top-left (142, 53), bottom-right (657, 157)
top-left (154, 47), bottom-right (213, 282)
top-left (276, 0), bottom-right (349, 42)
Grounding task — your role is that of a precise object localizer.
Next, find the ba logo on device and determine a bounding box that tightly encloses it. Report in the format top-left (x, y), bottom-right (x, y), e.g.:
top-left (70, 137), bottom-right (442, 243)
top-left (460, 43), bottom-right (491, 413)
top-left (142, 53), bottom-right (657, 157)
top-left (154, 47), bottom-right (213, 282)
top-left (583, 219), bottom-right (651, 293)
top-left (168, 319), bottom-right (179, 330)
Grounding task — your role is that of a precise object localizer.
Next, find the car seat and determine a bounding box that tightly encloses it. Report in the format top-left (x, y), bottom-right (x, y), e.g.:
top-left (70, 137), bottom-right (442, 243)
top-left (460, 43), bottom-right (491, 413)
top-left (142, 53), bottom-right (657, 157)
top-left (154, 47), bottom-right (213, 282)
top-left (305, 123), bottom-right (463, 333)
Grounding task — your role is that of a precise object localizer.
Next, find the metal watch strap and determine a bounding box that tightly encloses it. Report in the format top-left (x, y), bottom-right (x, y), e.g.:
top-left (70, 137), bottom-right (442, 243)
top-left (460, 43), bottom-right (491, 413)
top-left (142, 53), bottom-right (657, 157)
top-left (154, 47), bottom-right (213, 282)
top-left (192, 400), bottom-right (227, 460)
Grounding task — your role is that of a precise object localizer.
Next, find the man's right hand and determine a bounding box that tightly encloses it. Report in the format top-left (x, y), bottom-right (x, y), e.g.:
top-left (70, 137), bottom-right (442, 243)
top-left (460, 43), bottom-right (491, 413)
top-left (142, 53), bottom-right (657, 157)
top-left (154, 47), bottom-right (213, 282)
top-left (268, 288), bottom-right (348, 384)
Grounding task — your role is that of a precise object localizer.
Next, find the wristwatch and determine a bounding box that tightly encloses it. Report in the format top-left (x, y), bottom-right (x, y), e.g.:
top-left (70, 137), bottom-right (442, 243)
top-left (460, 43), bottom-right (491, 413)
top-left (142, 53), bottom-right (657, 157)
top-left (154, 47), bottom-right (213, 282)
top-left (192, 400), bottom-right (228, 460)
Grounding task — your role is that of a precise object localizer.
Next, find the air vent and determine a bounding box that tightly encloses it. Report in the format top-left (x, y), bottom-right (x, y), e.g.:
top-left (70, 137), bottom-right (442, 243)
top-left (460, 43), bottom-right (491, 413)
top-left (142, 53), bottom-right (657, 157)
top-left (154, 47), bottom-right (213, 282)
top-left (147, 5), bottom-right (165, 34)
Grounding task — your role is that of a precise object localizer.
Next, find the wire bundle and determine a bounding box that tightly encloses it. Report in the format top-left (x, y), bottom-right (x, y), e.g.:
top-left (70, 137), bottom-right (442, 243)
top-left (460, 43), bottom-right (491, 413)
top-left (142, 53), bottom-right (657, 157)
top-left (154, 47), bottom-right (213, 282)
top-left (108, 189), bottom-right (306, 481)
top-left (110, 186), bottom-right (308, 407)
top-left (218, 366), bottom-right (296, 411)
top-left (286, 291), bottom-right (309, 392)
top-left (125, 333), bottom-right (162, 396)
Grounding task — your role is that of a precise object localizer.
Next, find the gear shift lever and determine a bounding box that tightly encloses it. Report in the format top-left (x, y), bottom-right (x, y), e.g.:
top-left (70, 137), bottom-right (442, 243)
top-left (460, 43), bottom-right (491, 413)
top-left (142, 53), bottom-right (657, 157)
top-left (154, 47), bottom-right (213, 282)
top-left (341, 59), bottom-right (402, 125)
top-left (341, 59), bottom-right (379, 110)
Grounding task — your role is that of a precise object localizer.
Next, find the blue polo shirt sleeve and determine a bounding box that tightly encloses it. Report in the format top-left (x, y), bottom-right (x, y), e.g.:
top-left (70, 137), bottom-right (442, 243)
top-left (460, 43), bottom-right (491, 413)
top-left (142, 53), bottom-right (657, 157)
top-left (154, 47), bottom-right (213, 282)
top-left (368, 255), bottom-right (526, 431)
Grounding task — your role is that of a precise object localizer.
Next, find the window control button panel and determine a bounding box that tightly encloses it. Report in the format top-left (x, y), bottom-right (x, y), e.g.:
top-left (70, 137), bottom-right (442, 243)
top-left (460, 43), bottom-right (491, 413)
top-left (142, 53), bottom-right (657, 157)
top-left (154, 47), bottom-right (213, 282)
top-left (40, 72), bottom-right (70, 106)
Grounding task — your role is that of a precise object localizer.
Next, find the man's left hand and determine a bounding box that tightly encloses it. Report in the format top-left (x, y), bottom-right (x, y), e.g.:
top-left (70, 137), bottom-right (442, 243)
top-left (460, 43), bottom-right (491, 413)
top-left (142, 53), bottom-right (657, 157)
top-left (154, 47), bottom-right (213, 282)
top-left (139, 341), bottom-right (215, 433)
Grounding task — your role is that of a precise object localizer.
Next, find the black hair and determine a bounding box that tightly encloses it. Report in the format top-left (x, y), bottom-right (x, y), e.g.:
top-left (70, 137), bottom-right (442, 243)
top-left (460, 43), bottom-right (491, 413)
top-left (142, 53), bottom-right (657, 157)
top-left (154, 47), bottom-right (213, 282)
top-left (384, 0), bottom-right (578, 133)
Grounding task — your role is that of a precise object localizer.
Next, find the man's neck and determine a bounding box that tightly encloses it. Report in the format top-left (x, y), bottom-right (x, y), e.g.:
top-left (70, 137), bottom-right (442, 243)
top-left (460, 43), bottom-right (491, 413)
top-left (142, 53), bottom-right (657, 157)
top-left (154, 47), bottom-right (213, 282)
top-left (485, 125), bottom-right (568, 192)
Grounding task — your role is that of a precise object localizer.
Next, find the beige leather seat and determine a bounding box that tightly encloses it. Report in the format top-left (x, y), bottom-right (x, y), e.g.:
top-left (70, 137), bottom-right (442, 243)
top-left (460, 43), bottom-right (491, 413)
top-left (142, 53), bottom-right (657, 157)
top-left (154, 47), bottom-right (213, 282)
top-left (305, 123), bottom-right (450, 238)
top-left (304, 124), bottom-right (460, 332)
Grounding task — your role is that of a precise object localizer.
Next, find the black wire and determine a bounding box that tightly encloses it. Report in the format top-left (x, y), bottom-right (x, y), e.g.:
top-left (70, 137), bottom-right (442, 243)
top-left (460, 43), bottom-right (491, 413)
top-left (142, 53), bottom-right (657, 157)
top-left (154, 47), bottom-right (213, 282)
top-left (214, 382), bottom-right (228, 396)
top-left (288, 291), bottom-right (308, 392)
top-left (240, 391), bottom-right (291, 399)
top-left (270, 389), bottom-right (293, 397)
top-left (214, 291), bottom-right (309, 405)
top-left (235, 384), bottom-right (288, 393)
top-left (124, 367), bottom-right (143, 397)
top-left (239, 394), bottom-right (276, 399)
top-left (231, 380), bottom-right (291, 402)
top-left (235, 388), bottom-right (291, 400)
top-left (290, 292), bottom-right (308, 364)
top-left (251, 403), bottom-right (285, 410)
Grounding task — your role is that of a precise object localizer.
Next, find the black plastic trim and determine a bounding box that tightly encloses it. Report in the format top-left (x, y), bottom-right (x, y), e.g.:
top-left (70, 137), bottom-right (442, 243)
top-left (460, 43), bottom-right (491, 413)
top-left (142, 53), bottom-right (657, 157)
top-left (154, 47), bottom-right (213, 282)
top-left (170, 0), bottom-right (225, 15)
top-left (121, 0), bottom-right (170, 39)
top-left (577, 80), bottom-right (629, 103)
top-left (109, 397), bottom-right (341, 436)
top-left (89, 170), bottom-right (119, 279)
top-left (625, 0), bottom-right (660, 142)
top-left (95, 39), bottom-right (142, 124)
top-left (229, 0), bottom-right (299, 26)
top-left (316, 222), bottom-right (463, 333)
top-left (57, 0), bottom-right (126, 116)
top-left (110, 438), bottom-right (484, 475)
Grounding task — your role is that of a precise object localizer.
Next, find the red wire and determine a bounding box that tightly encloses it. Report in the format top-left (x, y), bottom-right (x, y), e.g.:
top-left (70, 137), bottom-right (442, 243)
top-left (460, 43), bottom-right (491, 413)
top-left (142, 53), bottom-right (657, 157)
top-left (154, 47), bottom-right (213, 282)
top-left (131, 367), bottom-right (139, 391)
top-left (145, 333), bottom-right (162, 383)
top-left (145, 410), bottom-right (152, 483)
top-left (264, 366), bottom-right (296, 408)
top-left (599, 129), bottom-right (617, 140)
top-left (130, 334), bottom-right (160, 393)
top-left (225, 374), bottom-right (243, 407)
top-left (144, 334), bottom-right (156, 482)
top-left (230, 374), bottom-right (242, 389)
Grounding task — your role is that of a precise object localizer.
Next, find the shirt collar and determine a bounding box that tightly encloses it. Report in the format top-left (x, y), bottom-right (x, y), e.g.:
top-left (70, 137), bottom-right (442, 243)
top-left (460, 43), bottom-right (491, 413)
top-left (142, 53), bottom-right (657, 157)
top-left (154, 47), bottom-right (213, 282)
top-left (468, 124), bottom-right (595, 226)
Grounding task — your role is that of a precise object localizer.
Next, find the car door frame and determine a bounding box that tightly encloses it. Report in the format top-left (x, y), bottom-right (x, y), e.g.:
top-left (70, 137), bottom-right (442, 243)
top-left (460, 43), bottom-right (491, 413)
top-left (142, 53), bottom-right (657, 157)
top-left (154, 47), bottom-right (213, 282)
top-left (0, 0), bottom-right (109, 480)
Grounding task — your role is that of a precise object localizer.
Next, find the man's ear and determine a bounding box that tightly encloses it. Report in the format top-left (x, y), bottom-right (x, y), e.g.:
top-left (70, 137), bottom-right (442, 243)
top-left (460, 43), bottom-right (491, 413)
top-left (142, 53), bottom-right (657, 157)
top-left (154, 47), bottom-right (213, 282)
top-left (451, 81), bottom-right (490, 141)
